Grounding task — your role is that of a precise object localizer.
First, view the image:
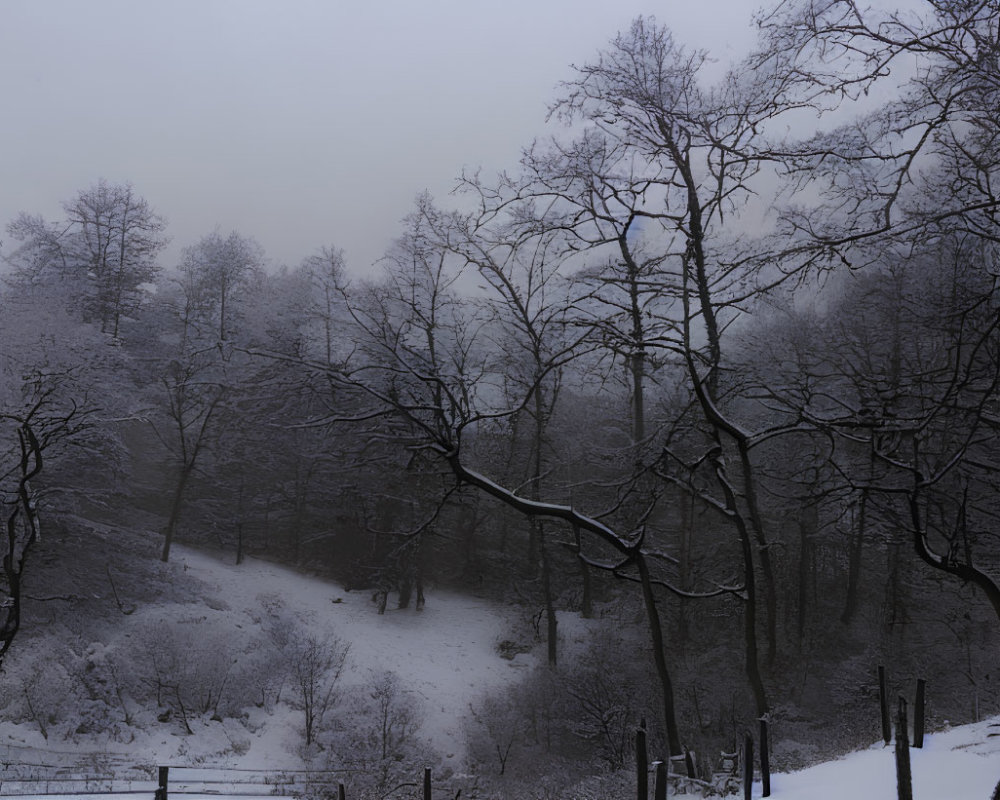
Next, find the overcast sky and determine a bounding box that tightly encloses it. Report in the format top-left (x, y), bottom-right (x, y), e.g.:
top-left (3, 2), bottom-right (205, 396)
top-left (1, 1), bottom-right (764, 276)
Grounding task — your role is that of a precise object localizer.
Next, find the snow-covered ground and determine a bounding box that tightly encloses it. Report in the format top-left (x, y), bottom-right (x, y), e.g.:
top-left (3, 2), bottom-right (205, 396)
top-left (172, 546), bottom-right (536, 767)
top-left (759, 716), bottom-right (1000, 799)
top-left (1, 545), bottom-right (997, 799)
top-left (0, 545), bottom-right (535, 772)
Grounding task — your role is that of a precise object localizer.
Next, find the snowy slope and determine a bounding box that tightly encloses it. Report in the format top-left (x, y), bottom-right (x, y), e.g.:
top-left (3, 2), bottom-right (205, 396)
top-left (760, 716), bottom-right (1000, 800)
top-left (0, 544), bottom-right (535, 772)
top-left (172, 545), bottom-right (536, 766)
top-left (2, 544), bottom-right (998, 799)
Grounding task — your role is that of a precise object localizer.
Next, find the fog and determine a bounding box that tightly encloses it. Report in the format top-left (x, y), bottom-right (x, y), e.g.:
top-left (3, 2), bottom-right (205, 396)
top-left (1, 0), bottom-right (759, 274)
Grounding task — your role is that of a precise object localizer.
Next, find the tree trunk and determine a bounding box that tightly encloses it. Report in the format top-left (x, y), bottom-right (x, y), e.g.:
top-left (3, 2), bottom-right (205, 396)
top-left (580, 557), bottom-right (593, 619)
top-left (711, 448), bottom-right (770, 791)
top-left (677, 493), bottom-right (692, 647)
top-left (797, 502), bottom-right (819, 647)
top-left (841, 492), bottom-right (867, 624)
top-left (913, 679), bottom-right (925, 748)
top-left (879, 665), bottom-right (891, 746)
top-left (161, 463), bottom-right (194, 563)
top-left (530, 386), bottom-right (558, 665)
top-left (737, 444), bottom-right (778, 668)
top-left (742, 733), bottom-right (754, 800)
top-left (636, 551), bottom-right (684, 761)
top-left (538, 523), bottom-right (558, 666)
top-left (714, 453), bottom-right (769, 721)
top-left (760, 717), bottom-right (771, 797)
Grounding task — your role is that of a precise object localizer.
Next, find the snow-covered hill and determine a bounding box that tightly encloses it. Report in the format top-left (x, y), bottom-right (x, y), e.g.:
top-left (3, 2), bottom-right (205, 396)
top-left (3, 543), bottom-right (998, 799)
top-left (1, 544), bottom-right (535, 772)
top-left (170, 545), bottom-right (537, 767)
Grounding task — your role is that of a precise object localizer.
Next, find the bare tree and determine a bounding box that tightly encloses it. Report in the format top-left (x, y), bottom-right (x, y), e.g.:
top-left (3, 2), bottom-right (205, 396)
top-left (0, 380), bottom-right (92, 666)
top-left (411, 196), bottom-right (595, 664)
top-left (301, 246), bottom-right (349, 367)
top-left (151, 353), bottom-right (227, 563)
top-left (759, 1), bottom-right (1000, 632)
top-left (288, 633), bottom-right (350, 748)
top-left (326, 194), bottom-right (746, 768)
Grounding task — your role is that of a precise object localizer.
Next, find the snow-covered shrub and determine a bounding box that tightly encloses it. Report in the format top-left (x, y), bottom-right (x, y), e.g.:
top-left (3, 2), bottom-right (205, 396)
top-left (285, 632), bottom-right (350, 748)
top-left (69, 641), bottom-right (137, 739)
top-left (238, 639), bottom-right (290, 712)
top-left (466, 691), bottom-right (522, 776)
top-left (0, 640), bottom-right (90, 740)
top-left (21, 658), bottom-right (77, 739)
top-left (467, 625), bottom-right (664, 795)
top-left (464, 664), bottom-right (572, 788)
top-left (126, 610), bottom-right (270, 732)
top-left (563, 627), bottom-right (649, 769)
top-left (332, 670), bottom-right (426, 796)
top-left (363, 670), bottom-right (419, 763)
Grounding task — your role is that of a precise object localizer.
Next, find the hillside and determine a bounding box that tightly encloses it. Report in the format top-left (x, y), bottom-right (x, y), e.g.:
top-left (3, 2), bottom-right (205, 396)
top-left (4, 521), bottom-right (999, 799)
top-left (5, 520), bottom-right (536, 771)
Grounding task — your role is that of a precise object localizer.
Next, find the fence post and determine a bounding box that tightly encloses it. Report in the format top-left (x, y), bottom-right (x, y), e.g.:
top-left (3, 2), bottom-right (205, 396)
top-left (913, 679), bottom-right (925, 748)
top-left (760, 718), bottom-right (771, 797)
top-left (879, 665), bottom-right (891, 745)
top-left (636, 726), bottom-right (648, 800)
top-left (338, 783), bottom-right (346, 800)
top-left (895, 696), bottom-right (913, 800)
top-left (423, 767), bottom-right (431, 800)
top-left (684, 748), bottom-right (696, 781)
top-left (155, 766), bottom-right (169, 800)
top-left (743, 733), bottom-right (754, 800)
top-left (653, 761), bottom-right (667, 800)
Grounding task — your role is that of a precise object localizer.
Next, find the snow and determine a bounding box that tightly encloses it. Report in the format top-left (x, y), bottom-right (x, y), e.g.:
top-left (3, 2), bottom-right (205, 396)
top-left (1, 545), bottom-right (997, 799)
top-left (0, 545), bottom-right (534, 772)
top-left (759, 717), bottom-right (1000, 800)
top-left (171, 546), bottom-right (535, 766)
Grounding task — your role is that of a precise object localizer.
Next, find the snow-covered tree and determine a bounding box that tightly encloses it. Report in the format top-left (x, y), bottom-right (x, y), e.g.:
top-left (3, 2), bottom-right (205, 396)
top-left (5, 181), bottom-right (166, 339)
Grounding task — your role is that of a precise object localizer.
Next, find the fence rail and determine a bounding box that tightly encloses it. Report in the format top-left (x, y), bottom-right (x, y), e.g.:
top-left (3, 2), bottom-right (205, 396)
top-left (0, 765), bottom-right (348, 800)
top-left (0, 765), bottom-right (440, 800)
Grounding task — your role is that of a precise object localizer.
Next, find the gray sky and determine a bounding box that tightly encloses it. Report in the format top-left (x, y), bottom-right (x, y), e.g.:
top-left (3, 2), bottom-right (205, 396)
top-left (1, 1), bottom-right (761, 275)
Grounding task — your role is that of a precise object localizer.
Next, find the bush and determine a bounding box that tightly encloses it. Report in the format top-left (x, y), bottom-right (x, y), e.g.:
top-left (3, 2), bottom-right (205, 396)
top-left (126, 611), bottom-right (271, 732)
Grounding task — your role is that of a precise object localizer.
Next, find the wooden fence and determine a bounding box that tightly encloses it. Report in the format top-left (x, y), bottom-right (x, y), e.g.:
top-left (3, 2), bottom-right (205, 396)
top-left (0, 764), bottom-right (345, 800)
top-left (0, 764), bottom-right (448, 800)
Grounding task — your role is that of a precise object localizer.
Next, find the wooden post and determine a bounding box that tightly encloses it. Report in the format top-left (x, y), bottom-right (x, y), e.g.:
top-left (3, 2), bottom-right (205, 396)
top-left (653, 761), bottom-right (667, 800)
top-left (895, 696), bottom-right (913, 800)
top-left (743, 733), bottom-right (754, 800)
top-left (913, 679), bottom-right (925, 748)
top-left (156, 766), bottom-right (169, 800)
top-left (636, 727), bottom-right (648, 800)
top-left (684, 749), bottom-right (696, 781)
top-left (338, 783), bottom-right (346, 800)
top-left (760, 718), bottom-right (771, 797)
top-left (879, 665), bottom-right (891, 745)
top-left (423, 767), bottom-right (431, 800)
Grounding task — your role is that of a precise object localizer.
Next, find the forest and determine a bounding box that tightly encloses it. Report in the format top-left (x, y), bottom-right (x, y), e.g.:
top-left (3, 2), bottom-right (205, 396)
top-left (1, 2), bottom-right (999, 798)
